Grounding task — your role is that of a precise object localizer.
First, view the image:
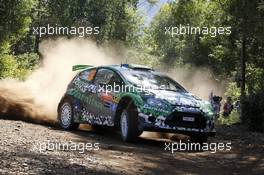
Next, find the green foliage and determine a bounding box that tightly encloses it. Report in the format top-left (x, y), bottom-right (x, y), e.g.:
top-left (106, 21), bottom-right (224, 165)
top-left (1, 0), bottom-right (143, 80)
top-left (45, 0), bottom-right (143, 46)
top-left (0, 57), bottom-right (18, 78)
top-left (146, 0), bottom-right (238, 77)
top-left (218, 110), bottom-right (241, 125)
top-left (246, 64), bottom-right (264, 94)
top-left (0, 42), bottom-right (19, 78)
top-left (225, 82), bottom-right (240, 100)
top-left (0, 0), bottom-right (37, 44)
top-left (0, 41), bottom-right (39, 80)
top-left (16, 52), bottom-right (39, 71)
top-left (125, 48), bottom-right (160, 68)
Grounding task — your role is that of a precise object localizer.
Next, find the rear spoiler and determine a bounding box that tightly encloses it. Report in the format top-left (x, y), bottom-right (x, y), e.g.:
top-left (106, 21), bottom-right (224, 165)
top-left (72, 65), bottom-right (94, 71)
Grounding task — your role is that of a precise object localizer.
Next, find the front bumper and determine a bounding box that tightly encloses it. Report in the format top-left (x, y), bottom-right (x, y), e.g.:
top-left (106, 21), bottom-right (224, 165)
top-left (138, 111), bottom-right (216, 137)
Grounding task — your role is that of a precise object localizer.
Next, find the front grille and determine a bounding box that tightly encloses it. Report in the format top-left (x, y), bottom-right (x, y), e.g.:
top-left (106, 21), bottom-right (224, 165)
top-left (164, 111), bottom-right (206, 129)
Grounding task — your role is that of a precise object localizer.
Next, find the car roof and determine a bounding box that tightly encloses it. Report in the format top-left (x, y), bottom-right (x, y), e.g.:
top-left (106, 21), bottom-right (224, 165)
top-left (99, 64), bottom-right (165, 76)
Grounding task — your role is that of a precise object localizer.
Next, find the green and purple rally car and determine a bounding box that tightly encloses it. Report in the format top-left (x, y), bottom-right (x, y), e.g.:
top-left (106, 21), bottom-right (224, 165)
top-left (58, 64), bottom-right (216, 142)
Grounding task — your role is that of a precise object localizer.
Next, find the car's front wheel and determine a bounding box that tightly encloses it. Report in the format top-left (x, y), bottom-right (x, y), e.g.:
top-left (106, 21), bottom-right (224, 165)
top-left (58, 98), bottom-right (79, 130)
top-left (120, 108), bottom-right (141, 142)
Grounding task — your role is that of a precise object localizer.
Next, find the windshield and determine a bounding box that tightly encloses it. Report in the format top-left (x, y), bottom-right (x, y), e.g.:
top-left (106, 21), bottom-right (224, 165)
top-left (121, 70), bottom-right (187, 92)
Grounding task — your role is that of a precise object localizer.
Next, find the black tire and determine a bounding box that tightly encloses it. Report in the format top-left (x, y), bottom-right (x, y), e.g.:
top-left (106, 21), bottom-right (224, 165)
top-left (58, 98), bottom-right (79, 130)
top-left (120, 104), bottom-right (141, 142)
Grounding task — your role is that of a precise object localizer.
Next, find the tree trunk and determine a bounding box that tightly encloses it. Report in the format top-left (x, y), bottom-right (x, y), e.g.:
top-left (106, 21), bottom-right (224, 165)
top-left (34, 34), bottom-right (39, 54)
top-left (240, 35), bottom-right (246, 119)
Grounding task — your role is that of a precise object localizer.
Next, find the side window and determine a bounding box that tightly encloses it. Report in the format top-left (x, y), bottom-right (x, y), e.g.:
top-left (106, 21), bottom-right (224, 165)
top-left (94, 68), bottom-right (122, 86)
top-left (79, 68), bottom-right (96, 82)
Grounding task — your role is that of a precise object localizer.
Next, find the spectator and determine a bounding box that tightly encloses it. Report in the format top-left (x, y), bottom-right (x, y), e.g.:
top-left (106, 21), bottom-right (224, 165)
top-left (223, 97), bottom-right (233, 117)
top-left (209, 92), bottom-right (222, 118)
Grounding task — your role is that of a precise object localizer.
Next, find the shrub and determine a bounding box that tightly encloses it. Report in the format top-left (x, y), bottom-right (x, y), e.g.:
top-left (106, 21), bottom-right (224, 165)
top-left (0, 42), bottom-right (20, 78)
top-left (218, 110), bottom-right (241, 125)
top-left (0, 53), bottom-right (19, 78)
top-left (0, 42), bottom-right (39, 80)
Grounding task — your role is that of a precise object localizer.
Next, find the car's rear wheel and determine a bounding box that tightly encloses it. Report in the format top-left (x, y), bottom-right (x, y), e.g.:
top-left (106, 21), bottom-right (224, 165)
top-left (120, 107), bottom-right (141, 142)
top-left (58, 98), bottom-right (79, 130)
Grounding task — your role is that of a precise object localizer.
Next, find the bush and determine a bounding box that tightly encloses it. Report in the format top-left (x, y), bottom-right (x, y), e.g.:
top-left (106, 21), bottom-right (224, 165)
top-left (0, 53), bottom-right (19, 78)
top-left (0, 42), bottom-right (39, 80)
top-left (16, 53), bottom-right (39, 70)
top-left (218, 110), bottom-right (241, 125)
top-left (0, 42), bottom-right (20, 78)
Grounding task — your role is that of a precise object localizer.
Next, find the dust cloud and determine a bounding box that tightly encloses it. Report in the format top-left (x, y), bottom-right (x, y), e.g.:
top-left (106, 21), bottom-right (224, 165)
top-left (0, 38), bottom-right (120, 124)
top-left (163, 66), bottom-right (225, 101)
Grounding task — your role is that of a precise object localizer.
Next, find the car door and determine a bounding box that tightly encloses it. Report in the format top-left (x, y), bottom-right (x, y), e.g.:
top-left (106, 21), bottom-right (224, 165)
top-left (92, 68), bottom-right (123, 126)
top-left (70, 68), bottom-right (99, 123)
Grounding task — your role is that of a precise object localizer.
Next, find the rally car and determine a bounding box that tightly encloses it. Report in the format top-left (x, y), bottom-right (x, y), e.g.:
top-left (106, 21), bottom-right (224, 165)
top-left (58, 64), bottom-right (216, 142)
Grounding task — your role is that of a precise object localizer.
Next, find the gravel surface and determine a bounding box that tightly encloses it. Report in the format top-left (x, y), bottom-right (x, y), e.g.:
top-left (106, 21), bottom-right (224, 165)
top-left (0, 119), bottom-right (263, 175)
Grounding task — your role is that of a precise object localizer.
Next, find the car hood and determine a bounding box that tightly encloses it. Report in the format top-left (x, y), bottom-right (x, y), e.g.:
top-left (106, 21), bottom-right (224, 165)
top-left (148, 89), bottom-right (203, 107)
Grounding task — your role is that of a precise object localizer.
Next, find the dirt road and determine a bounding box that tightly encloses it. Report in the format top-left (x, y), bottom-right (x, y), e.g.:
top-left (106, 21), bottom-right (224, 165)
top-left (0, 119), bottom-right (263, 175)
